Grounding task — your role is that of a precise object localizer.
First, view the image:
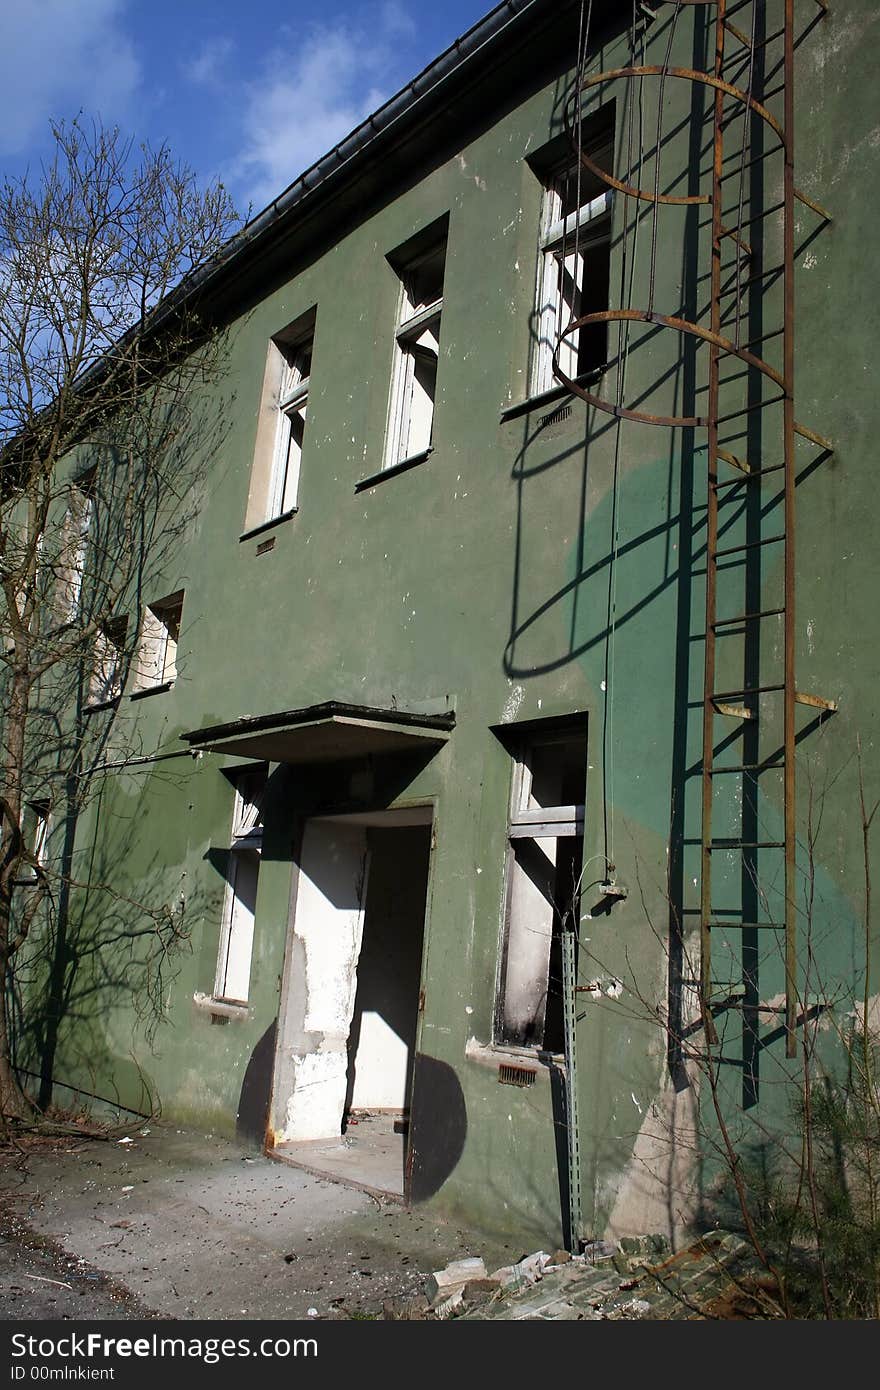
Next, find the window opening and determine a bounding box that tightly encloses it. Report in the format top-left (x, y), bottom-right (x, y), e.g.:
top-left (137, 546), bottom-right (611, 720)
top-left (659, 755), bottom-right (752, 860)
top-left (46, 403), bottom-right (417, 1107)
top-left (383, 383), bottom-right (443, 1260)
top-left (134, 590), bottom-right (183, 690)
top-left (57, 467), bottom-right (96, 621)
top-left (88, 615), bottom-right (128, 706)
top-left (385, 231), bottom-right (447, 468)
top-left (531, 136), bottom-right (613, 397)
top-left (214, 765), bottom-right (266, 1004)
top-left (270, 334), bottom-right (312, 518)
top-left (497, 723), bottom-right (587, 1052)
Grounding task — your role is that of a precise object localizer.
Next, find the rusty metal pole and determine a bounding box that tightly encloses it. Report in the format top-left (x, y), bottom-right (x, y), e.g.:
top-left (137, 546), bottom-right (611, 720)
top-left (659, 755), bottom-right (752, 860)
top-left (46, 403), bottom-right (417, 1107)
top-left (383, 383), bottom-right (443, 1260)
top-left (783, 0), bottom-right (797, 1058)
top-left (700, 0), bottom-right (727, 1040)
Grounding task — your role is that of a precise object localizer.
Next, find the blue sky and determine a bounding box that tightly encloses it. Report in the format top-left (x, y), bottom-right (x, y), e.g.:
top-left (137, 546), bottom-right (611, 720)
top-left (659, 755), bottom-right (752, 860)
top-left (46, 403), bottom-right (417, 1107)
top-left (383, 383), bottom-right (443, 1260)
top-left (0, 0), bottom-right (494, 218)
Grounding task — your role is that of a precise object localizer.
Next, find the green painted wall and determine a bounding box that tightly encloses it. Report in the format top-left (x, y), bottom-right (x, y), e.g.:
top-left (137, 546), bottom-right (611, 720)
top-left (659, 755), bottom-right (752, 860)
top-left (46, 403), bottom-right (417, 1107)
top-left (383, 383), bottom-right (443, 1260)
top-left (20, 1), bottom-right (880, 1249)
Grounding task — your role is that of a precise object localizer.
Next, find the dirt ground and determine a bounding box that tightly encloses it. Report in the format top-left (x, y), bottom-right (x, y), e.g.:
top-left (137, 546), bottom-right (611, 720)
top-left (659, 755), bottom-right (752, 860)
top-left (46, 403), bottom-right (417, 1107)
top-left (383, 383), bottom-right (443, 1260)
top-left (0, 1122), bottom-right (518, 1321)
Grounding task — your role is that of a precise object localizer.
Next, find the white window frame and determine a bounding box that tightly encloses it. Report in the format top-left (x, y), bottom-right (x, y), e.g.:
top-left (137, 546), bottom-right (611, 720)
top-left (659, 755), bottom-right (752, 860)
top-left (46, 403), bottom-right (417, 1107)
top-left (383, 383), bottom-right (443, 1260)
top-left (213, 766), bottom-right (266, 1005)
top-left (384, 240), bottom-right (446, 470)
top-left (133, 591), bottom-right (183, 691)
top-left (269, 337), bottom-right (311, 520)
top-left (532, 172), bottom-right (612, 398)
top-left (496, 727), bottom-right (586, 1052)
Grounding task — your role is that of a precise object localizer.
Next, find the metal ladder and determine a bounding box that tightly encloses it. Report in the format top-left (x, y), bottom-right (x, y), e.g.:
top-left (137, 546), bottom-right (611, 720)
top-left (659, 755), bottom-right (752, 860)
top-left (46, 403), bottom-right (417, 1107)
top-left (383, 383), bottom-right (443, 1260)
top-left (698, 0), bottom-right (835, 1059)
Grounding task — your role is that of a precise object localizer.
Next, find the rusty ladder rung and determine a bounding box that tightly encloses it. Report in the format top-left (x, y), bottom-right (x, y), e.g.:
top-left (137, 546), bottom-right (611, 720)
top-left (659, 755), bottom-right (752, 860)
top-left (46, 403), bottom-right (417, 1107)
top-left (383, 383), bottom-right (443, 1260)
top-left (712, 606), bottom-right (784, 629)
top-left (706, 841), bottom-right (786, 850)
top-left (714, 464), bottom-right (785, 491)
top-left (706, 761), bottom-right (785, 775)
top-left (705, 921), bottom-right (786, 931)
top-left (714, 532), bottom-right (785, 559)
top-left (712, 683), bottom-right (784, 699)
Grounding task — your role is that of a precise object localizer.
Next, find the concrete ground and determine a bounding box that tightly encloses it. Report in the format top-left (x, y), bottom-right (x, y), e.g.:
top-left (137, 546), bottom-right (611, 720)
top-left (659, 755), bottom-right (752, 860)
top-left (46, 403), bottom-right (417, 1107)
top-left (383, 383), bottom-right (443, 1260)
top-left (0, 1123), bottom-right (517, 1321)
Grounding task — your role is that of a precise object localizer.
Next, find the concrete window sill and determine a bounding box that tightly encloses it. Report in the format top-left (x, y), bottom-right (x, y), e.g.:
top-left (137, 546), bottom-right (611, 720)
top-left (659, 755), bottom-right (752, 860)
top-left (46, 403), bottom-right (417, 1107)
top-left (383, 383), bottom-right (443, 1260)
top-left (239, 509), bottom-right (298, 544)
top-left (193, 991), bottom-right (249, 1021)
top-left (84, 697), bottom-right (122, 715)
top-left (499, 366), bottom-right (605, 424)
top-left (355, 447), bottom-right (433, 492)
top-left (129, 680), bottom-right (174, 702)
top-left (464, 1036), bottom-right (565, 1081)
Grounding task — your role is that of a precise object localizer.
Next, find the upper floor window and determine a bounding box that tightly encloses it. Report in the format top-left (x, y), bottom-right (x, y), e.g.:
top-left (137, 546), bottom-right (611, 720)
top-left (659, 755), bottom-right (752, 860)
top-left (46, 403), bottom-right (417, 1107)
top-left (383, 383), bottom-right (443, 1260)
top-left (270, 333), bottom-right (312, 519)
top-left (384, 223), bottom-right (447, 470)
top-left (496, 719), bottom-right (587, 1053)
top-left (88, 615), bottom-right (128, 708)
top-left (57, 467), bottom-right (96, 622)
top-left (531, 133), bottom-right (613, 398)
top-left (132, 590), bottom-right (183, 694)
top-left (245, 308), bottom-right (315, 533)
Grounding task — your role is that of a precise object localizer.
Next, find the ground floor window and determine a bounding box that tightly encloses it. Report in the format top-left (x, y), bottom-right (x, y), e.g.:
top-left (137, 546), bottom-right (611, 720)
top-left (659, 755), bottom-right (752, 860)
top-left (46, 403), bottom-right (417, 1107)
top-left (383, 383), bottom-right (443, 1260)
top-left (496, 720), bottom-right (587, 1053)
top-left (213, 764), bottom-right (266, 1004)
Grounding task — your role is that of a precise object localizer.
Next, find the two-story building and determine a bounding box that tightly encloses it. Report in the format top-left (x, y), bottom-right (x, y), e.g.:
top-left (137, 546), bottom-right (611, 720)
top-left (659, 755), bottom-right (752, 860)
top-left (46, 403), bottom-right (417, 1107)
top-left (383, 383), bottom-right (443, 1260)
top-left (18, 0), bottom-right (880, 1249)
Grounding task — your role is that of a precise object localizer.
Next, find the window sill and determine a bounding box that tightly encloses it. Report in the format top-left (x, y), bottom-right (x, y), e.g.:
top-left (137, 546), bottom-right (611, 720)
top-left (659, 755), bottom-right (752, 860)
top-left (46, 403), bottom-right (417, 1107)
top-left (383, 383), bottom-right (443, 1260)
top-left (193, 991), bottom-right (249, 1021)
top-left (499, 366), bottom-right (606, 424)
top-left (129, 680), bottom-right (174, 702)
top-left (355, 448), bottom-right (433, 492)
top-left (464, 1036), bottom-right (565, 1079)
top-left (239, 509), bottom-right (298, 543)
top-left (84, 697), bottom-right (121, 715)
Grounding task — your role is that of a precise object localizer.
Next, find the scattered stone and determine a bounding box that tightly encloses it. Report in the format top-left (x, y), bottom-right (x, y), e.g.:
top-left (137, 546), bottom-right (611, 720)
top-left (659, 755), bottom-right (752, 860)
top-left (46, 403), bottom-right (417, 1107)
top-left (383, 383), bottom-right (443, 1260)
top-left (493, 1250), bottom-right (552, 1290)
top-left (425, 1256), bottom-right (486, 1304)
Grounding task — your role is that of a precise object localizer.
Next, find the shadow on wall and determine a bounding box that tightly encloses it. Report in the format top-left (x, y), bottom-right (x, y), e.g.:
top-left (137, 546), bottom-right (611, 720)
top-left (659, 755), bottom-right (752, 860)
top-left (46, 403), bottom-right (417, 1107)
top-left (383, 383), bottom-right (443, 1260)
top-left (237, 1021), bottom-right (277, 1147)
top-left (407, 1054), bottom-right (467, 1202)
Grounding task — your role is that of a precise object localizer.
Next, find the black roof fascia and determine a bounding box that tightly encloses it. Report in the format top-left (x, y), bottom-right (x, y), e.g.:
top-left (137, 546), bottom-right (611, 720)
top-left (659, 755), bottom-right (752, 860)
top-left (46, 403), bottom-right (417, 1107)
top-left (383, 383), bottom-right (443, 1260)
top-left (157, 0), bottom-right (593, 322)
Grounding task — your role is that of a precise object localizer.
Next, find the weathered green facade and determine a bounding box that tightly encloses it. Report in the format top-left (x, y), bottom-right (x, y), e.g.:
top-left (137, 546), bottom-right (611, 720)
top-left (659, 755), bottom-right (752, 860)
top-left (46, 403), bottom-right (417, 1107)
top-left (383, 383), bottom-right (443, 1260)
top-left (18, 0), bottom-right (880, 1248)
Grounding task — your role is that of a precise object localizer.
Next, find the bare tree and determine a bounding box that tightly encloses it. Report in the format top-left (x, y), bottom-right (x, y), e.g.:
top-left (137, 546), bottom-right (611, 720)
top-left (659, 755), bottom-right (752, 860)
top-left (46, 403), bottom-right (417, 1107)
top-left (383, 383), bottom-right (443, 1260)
top-left (0, 118), bottom-right (238, 1129)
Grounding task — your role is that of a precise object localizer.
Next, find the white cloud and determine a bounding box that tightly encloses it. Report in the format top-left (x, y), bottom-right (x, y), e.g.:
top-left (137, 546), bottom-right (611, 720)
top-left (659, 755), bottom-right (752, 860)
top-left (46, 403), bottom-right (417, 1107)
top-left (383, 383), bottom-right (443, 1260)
top-left (230, 7), bottom-right (416, 213)
top-left (0, 0), bottom-right (139, 157)
top-left (183, 37), bottom-right (234, 88)
top-left (379, 2), bottom-right (417, 39)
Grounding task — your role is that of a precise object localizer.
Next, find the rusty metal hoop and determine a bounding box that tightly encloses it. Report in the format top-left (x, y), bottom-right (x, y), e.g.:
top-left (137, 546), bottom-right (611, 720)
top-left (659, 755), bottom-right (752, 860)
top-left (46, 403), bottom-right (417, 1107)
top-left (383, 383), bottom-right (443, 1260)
top-left (552, 308), bottom-right (784, 428)
top-left (573, 65), bottom-right (785, 206)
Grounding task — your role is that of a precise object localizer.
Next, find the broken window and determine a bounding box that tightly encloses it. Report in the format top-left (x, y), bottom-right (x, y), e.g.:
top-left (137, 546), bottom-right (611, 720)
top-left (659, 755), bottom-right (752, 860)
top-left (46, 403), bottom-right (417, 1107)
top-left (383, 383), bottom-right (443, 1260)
top-left (88, 615), bottom-right (128, 707)
top-left (133, 590), bottom-right (183, 692)
top-left (214, 764), bottom-right (266, 1004)
top-left (56, 467), bottom-right (96, 622)
top-left (496, 721), bottom-right (587, 1053)
top-left (384, 226), bottom-right (447, 469)
top-left (531, 135), bottom-right (613, 397)
top-left (246, 309), bottom-right (315, 532)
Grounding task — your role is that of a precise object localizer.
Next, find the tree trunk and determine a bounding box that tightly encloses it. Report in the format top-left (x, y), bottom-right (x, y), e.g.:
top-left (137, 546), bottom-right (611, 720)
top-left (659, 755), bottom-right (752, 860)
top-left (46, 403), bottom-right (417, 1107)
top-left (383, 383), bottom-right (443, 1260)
top-left (0, 666), bottom-right (36, 1130)
top-left (0, 928), bottom-right (33, 1123)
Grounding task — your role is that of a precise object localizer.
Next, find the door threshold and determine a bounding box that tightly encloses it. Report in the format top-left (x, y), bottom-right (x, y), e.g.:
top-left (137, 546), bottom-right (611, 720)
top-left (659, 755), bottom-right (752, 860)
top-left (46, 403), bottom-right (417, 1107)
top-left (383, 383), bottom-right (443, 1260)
top-left (268, 1141), bottom-right (405, 1203)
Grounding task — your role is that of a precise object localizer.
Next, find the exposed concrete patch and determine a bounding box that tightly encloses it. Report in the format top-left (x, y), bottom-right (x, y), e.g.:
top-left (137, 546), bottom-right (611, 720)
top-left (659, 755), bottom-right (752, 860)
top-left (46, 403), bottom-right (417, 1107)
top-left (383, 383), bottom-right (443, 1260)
top-left (604, 1075), bottom-right (702, 1246)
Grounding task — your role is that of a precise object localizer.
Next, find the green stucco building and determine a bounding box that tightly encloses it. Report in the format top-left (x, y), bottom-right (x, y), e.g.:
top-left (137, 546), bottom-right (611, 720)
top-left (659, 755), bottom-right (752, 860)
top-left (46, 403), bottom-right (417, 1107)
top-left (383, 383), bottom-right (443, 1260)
top-left (16, 0), bottom-right (880, 1249)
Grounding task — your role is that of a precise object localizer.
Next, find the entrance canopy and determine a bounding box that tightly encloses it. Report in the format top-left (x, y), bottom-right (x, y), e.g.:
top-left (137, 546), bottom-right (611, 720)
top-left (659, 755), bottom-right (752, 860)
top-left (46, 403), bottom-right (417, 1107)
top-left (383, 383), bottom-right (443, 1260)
top-left (180, 700), bottom-right (454, 764)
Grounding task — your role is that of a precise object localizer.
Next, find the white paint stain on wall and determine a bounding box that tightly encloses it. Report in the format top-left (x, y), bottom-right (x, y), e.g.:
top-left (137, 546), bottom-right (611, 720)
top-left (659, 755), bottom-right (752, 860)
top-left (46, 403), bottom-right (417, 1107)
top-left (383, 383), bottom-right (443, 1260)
top-left (500, 684), bottom-right (525, 723)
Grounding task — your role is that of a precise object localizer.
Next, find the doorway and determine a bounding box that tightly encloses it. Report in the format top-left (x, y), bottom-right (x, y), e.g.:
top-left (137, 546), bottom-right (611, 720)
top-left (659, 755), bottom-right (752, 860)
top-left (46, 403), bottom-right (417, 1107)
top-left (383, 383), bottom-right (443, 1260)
top-left (268, 806), bottom-right (432, 1199)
